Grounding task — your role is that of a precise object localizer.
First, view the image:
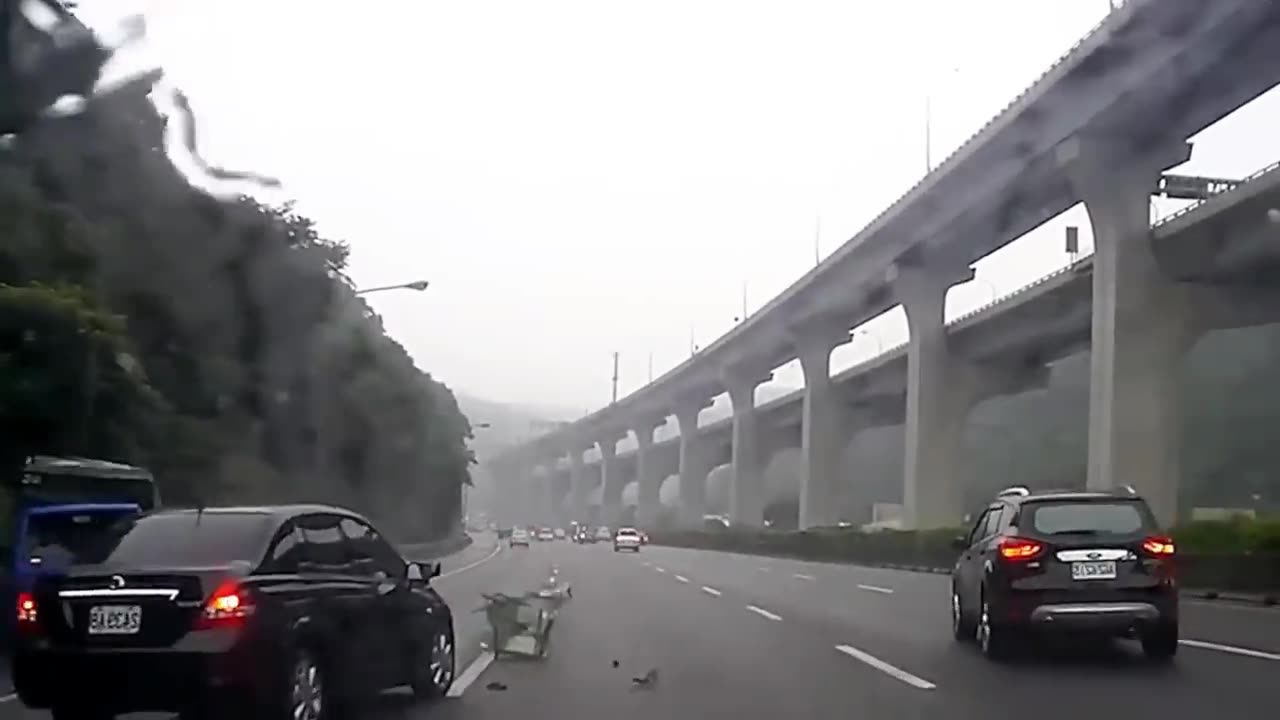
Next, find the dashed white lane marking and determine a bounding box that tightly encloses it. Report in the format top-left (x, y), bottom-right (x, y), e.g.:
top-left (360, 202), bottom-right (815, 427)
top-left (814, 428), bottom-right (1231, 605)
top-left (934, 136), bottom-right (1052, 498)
top-left (0, 693), bottom-right (16, 703)
top-left (654, 567), bottom-right (666, 573)
top-left (437, 543), bottom-right (503, 580)
top-left (701, 586), bottom-right (722, 597)
top-left (447, 651), bottom-right (496, 697)
top-left (674, 574), bottom-right (690, 583)
top-left (794, 573), bottom-right (816, 581)
top-left (746, 604), bottom-right (783, 621)
top-left (641, 561), bottom-right (651, 567)
top-left (857, 583), bottom-right (894, 594)
top-left (757, 566), bottom-right (772, 573)
top-left (835, 645), bottom-right (936, 690)
top-left (1180, 639), bottom-right (1280, 661)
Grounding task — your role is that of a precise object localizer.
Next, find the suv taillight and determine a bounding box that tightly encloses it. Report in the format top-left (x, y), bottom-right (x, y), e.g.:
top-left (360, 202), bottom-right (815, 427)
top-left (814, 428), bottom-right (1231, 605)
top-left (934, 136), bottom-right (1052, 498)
top-left (1142, 535), bottom-right (1175, 556)
top-left (997, 536), bottom-right (1044, 561)
top-left (196, 580), bottom-right (256, 629)
top-left (16, 591), bottom-right (38, 629)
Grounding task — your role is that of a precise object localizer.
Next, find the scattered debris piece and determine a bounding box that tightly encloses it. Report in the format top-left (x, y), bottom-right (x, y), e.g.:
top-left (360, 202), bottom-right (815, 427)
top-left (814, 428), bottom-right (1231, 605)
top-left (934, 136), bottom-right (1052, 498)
top-left (486, 681), bottom-right (508, 692)
top-left (631, 668), bottom-right (659, 689)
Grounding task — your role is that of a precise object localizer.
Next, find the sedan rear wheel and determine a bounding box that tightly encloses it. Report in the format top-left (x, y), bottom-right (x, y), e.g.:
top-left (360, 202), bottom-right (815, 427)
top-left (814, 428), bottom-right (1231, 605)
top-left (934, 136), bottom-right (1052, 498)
top-left (289, 649), bottom-right (326, 720)
top-left (413, 626), bottom-right (456, 699)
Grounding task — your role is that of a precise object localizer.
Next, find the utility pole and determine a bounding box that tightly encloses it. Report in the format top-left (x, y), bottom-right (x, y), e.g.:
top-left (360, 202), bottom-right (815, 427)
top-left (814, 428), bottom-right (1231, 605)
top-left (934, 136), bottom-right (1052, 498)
top-left (814, 214), bottom-right (821, 266)
top-left (611, 351), bottom-right (619, 404)
top-left (924, 94), bottom-right (932, 172)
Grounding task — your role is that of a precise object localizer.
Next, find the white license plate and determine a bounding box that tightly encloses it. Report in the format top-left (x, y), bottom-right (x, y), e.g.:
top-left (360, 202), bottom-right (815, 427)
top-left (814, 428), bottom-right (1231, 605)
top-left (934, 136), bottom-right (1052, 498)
top-left (88, 605), bottom-right (142, 635)
top-left (1071, 560), bottom-right (1117, 580)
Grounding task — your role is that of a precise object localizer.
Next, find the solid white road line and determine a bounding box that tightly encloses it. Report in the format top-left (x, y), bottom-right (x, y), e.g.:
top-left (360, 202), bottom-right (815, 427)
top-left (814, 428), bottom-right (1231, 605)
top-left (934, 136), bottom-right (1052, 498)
top-left (794, 573), bottom-right (815, 581)
top-left (857, 583), bottom-right (894, 594)
top-left (674, 574), bottom-right (690, 583)
top-left (437, 544), bottom-right (503, 580)
top-left (0, 693), bottom-right (16, 703)
top-left (447, 651), bottom-right (496, 697)
top-left (654, 567), bottom-right (666, 573)
top-left (1180, 639), bottom-right (1280, 661)
top-left (835, 645), bottom-right (936, 690)
top-left (745, 605), bottom-right (783, 621)
top-left (701, 586), bottom-right (722, 597)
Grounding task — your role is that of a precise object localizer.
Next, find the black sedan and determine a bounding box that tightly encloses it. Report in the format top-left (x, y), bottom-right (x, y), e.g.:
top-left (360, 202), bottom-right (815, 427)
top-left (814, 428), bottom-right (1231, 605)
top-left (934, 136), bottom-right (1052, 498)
top-left (13, 504), bottom-right (456, 720)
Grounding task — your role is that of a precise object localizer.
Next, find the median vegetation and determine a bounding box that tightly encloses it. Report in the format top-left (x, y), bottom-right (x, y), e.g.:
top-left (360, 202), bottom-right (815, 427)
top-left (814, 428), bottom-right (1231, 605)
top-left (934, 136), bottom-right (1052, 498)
top-left (1, 26), bottom-right (472, 541)
top-left (650, 517), bottom-right (1280, 599)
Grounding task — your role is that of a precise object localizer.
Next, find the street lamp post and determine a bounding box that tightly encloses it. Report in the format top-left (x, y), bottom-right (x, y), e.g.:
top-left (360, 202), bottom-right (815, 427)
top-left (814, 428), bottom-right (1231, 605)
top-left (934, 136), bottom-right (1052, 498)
top-left (355, 280), bottom-right (429, 296)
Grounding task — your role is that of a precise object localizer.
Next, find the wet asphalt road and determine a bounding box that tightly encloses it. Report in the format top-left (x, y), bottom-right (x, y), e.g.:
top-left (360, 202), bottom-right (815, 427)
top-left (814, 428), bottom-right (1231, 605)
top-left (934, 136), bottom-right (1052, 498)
top-left (3, 534), bottom-right (1278, 719)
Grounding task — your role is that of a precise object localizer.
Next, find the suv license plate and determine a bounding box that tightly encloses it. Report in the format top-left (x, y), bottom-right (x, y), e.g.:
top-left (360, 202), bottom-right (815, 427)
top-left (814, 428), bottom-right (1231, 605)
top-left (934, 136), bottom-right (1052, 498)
top-left (1071, 560), bottom-right (1117, 581)
top-left (88, 605), bottom-right (142, 634)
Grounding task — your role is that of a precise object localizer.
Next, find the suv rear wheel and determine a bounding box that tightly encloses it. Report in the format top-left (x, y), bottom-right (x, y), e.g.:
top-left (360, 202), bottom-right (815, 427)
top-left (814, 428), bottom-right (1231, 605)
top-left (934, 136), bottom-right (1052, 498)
top-left (976, 591), bottom-right (1014, 660)
top-left (1140, 622), bottom-right (1178, 661)
top-left (951, 587), bottom-right (973, 642)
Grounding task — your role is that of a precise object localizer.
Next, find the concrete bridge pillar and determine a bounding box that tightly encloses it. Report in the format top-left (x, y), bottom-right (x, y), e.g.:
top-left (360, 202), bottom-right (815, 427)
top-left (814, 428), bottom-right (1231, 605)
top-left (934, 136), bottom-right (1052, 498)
top-left (566, 444), bottom-right (589, 525)
top-left (597, 432), bottom-right (625, 527)
top-left (533, 466), bottom-right (554, 527)
top-left (791, 316), bottom-right (853, 530)
top-left (723, 363), bottom-right (773, 528)
top-left (632, 416), bottom-right (666, 528)
top-left (891, 257), bottom-right (978, 530)
top-left (1062, 136), bottom-right (1199, 527)
top-left (675, 399), bottom-right (712, 528)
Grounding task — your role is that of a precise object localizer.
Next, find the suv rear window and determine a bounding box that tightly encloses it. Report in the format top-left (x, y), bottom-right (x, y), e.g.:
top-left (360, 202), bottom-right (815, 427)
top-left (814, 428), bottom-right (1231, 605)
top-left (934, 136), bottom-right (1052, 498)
top-left (1026, 501), bottom-right (1152, 536)
top-left (68, 512), bottom-right (275, 566)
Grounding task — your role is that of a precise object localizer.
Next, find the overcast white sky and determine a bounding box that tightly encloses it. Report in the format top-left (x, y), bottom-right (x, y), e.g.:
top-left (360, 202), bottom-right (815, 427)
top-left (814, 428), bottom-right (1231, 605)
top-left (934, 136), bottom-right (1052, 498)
top-left (82, 0), bottom-right (1280, 417)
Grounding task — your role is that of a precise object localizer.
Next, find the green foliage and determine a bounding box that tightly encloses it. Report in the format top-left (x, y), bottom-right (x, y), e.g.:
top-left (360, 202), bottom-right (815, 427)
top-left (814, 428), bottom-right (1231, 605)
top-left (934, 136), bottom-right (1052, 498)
top-left (0, 71), bottom-right (472, 541)
top-left (0, 283), bottom-right (159, 475)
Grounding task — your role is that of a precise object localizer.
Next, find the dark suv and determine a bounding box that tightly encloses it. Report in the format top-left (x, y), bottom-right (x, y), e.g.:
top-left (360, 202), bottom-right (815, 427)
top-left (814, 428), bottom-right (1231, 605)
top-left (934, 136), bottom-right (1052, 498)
top-left (13, 505), bottom-right (456, 720)
top-left (950, 487), bottom-right (1177, 661)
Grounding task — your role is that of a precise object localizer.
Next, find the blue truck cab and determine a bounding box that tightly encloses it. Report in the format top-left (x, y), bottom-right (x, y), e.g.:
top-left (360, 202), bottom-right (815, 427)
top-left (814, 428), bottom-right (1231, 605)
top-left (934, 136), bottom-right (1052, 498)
top-left (12, 503), bottom-right (142, 594)
top-left (0, 457), bottom-right (160, 645)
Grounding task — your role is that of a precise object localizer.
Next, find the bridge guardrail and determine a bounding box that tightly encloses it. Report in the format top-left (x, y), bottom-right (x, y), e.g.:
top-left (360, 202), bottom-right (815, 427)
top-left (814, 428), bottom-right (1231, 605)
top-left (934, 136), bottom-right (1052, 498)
top-left (650, 529), bottom-right (1280, 604)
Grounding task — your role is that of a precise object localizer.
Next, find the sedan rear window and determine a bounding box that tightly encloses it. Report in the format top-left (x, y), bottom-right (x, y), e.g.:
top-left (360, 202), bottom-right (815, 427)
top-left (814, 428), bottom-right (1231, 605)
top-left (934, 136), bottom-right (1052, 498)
top-left (1027, 501), bottom-right (1151, 536)
top-left (68, 512), bottom-right (275, 567)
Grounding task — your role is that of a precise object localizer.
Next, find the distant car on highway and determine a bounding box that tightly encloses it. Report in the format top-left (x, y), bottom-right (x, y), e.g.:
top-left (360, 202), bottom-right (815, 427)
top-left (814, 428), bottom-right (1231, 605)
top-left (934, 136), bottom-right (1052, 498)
top-left (595, 526), bottom-right (612, 542)
top-left (537, 528), bottom-right (555, 542)
top-left (614, 527), bottom-right (642, 552)
top-left (951, 486), bottom-right (1178, 661)
top-left (13, 505), bottom-right (457, 718)
top-left (509, 528), bottom-right (530, 548)
top-left (553, 528), bottom-right (567, 540)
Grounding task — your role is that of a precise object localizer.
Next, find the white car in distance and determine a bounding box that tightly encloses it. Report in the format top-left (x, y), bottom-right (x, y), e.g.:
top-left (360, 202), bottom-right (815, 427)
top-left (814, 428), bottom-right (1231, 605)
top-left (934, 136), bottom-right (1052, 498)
top-left (614, 527), bottom-right (643, 552)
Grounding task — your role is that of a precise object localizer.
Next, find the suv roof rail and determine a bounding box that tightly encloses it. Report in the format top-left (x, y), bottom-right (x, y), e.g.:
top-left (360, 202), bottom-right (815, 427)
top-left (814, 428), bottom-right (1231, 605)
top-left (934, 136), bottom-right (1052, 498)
top-left (1118, 485), bottom-right (1138, 496)
top-left (995, 486), bottom-right (1031, 499)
